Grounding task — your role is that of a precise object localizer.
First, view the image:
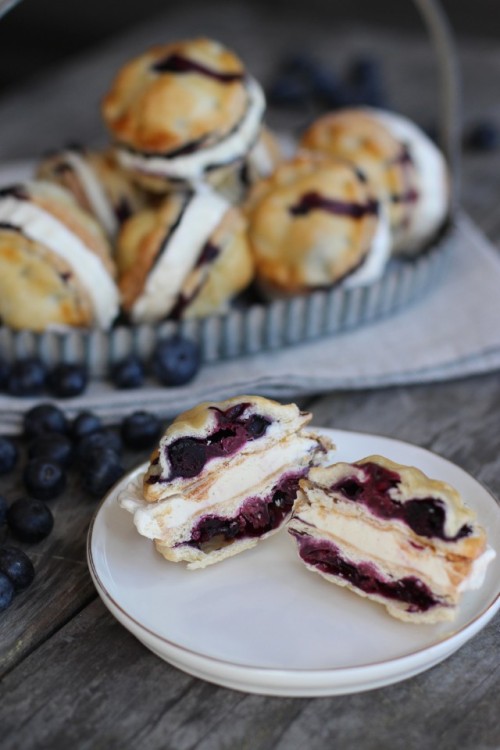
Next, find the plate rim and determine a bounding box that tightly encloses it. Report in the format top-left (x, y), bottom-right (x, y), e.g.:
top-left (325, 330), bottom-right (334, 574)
top-left (87, 427), bottom-right (500, 681)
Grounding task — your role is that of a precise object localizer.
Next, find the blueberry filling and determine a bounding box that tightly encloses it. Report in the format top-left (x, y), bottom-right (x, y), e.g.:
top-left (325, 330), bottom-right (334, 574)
top-left (150, 403), bottom-right (272, 483)
top-left (0, 222), bottom-right (20, 232)
top-left (332, 462), bottom-right (472, 541)
top-left (291, 533), bottom-right (441, 612)
top-left (152, 53), bottom-right (244, 84)
top-left (391, 189), bottom-right (419, 204)
top-left (289, 191), bottom-right (378, 219)
top-left (186, 473), bottom-right (303, 550)
top-left (0, 185), bottom-right (29, 201)
top-left (168, 241), bottom-right (221, 321)
top-left (115, 197), bottom-right (133, 224)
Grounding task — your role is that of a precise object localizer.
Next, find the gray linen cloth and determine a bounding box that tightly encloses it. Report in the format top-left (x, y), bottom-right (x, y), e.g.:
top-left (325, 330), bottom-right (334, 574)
top-left (0, 213), bottom-right (498, 433)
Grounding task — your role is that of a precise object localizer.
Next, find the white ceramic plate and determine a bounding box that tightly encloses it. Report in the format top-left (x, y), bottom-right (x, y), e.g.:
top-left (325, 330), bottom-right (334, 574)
top-left (87, 428), bottom-right (500, 697)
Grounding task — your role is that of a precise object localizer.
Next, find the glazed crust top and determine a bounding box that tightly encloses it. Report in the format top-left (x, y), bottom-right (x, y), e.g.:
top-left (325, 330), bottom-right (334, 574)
top-left (245, 151), bottom-right (379, 292)
top-left (300, 109), bottom-right (419, 237)
top-left (102, 38), bottom-right (249, 154)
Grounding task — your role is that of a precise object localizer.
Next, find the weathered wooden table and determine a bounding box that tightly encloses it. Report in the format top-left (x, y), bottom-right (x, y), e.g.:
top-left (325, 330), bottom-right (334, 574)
top-left (0, 5), bottom-right (499, 748)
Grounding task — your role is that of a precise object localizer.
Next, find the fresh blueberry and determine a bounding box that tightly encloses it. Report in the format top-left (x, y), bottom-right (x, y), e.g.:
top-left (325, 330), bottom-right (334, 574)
top-left (151, 336), bottom-right (201, 387)
top-left (7, 358), bottom-right (46, 397)
top-left (0, 546), bottom-right (35, 591)
top-left (47, 363), bottom-right (88, 398)
top-left (23, 458), bottom-right (66, 501)
top-left (7, 497), bottom-right (54, 543)
top-left (121, 411), bottom-right (162, 450)
top-left (80, 447), bottom-right (124, 497)
top-left (111, 356), bottom-right (145, 389)
top-left (71, 411), bottom-right (102, 442)
top-left (0, 573), bottom-right (14, 612)
top-left (268, 75), bottom-right (311, 107)
top-left (28, 433), bottom-right (73, 468)
top-left (0, 496), bottom-right (7, 525)
top-left (348, 55), bottom-right (388, 108)
top-left (0, 357), bottom-right (10, 390)
top-left (0, 437), bottom-right (18, 475)
top-left (23, 402), bottom-right (68, 440)
top-left (75, 429), bottom-right (122, 463)
top-left (465, 121), bottom-right (499, 151)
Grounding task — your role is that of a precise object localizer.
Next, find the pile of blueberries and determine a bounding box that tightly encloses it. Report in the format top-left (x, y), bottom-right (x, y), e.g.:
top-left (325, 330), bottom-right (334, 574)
top-left (0, 333), bottom-right (200, 398)
top-left (268, 52), bottom-right (500, 153)
top-left (0, 401), bottom-right (165, 612)
top-left (268, 53), bottom-right (389, 110)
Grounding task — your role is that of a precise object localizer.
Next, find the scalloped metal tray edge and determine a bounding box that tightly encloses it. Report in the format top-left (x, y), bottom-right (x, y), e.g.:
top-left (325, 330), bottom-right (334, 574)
top-left (0, 224), bottom-right (454, 377)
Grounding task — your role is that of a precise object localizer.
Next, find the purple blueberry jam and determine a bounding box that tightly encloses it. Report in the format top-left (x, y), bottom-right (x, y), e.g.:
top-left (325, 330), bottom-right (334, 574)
top-left (332, 462), bottom-right (472, 542)
top-left (148, 403), bottom-right (272, 484)
top-left (186, 473), bottom-right (303, 549)
top-left (0, 185), bottom-right (29, 201)
top-left (168, 241), bottom-right (220, 321)
top-left (291, 533), bottom-right (440, 612)
top-left (391, 188), bottom-right (419, 204)
top-left (289, 191), bottom-right (378, 219)
top-left (152, 53), bottom-right (244, 84)
top-left (0, 222), bottom-right (20, 232)
top-left (115, 197), bottom-right (133, 224)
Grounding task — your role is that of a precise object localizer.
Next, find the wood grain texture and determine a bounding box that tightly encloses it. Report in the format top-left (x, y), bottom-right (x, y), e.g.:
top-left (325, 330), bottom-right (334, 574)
top-left (0, 4), bottom-right (499, 748)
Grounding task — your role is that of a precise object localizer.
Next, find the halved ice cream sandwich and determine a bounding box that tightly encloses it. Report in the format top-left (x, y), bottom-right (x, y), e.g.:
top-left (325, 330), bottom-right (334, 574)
top-left (288, 455), bottom-right (493, 623)
top-left (119, 396), bottom-right (334, 568)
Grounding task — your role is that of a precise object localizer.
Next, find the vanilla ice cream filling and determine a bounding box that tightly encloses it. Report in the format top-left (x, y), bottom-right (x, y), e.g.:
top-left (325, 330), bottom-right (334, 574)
top-left (343, 201), bottom-right (392, 288)
top-left (62, 151), bottom-right (119, 238)
top-left (131, 188), bottom-right (230, 323)
top-left (120, 434), bottom-right (319, 537)
top-left (373, 109), bottom-right (449, 252)
top-left (116, 77), bottom-right (266, 183)
top-left (0, 195), bottom-right (119, 328)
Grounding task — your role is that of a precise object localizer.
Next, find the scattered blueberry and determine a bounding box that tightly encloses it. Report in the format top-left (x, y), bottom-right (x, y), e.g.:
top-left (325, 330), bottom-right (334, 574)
top-left (71, 411), bottom-right (102, 442)
top-left (111, 356), bottom-right (145, 389)
top-left (80, 447), bottom-right (124, 497)
top-left (23, 403), bottom-right (68, 440)
top-left (0, 437), bottom-right (18, 475)
top-left (465, 121), bottom-right (499, 152)
top-left (0, 546), bottom-right (35, 591)
top-left (75, 429), bottom-right (122, 463)
top-left (348, 56), bottom-right (388, 108)
top-left (47, 363), bottom-right (88, 398)
top-left (0, 496), bottom-right (7, 525)
top-left (28, 433), bottom-right (73, 468)
top-left (121, 411), bottom-right (162, 450)
top-left (152, 336), bottom-right (201, 387)
top-left (309, 66), bottom-right (353, 108)
top-left (7, 497), bottom-right (54, 543)
top-left (7, 358), bottom-right (46, 397)
top-left (23, 459), bottom-right (66, 501)
top-left (0, 572), bottom-right (14, 612)
top-left (268, 75), bottom-right (311, 107)
top-left (0, 357), bottom-right (10, 390)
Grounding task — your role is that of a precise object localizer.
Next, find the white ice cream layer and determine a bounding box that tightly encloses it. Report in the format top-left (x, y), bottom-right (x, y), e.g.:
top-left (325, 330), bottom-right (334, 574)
top-left (116, 77), bottom-right (265, 183)
top-left (343, 201), bottom-right (391, 289)
top-left (131, 188), bottom-right (229, 323)
top-left (119, 434), bottom-right (319, 538)
top-left (62, 151), bottom-right (118, 238)
top-left (0, 195), bottom-right (119, 328)
top-left (294, 503), bottom-right (457, 590)
top-left (372, 108), bottom-right (449, 253)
